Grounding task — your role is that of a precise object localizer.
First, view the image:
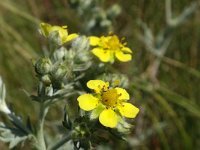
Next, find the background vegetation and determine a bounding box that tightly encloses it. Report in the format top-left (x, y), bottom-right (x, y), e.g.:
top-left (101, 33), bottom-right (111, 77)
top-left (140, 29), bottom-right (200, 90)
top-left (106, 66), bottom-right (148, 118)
top-left (0, 0), bottom-right (200, 149)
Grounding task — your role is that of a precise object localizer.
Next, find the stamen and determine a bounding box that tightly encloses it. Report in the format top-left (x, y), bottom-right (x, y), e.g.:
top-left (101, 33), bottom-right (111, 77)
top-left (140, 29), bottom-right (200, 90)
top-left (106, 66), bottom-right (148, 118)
top-left (118, 93), bottom-right (122, 98)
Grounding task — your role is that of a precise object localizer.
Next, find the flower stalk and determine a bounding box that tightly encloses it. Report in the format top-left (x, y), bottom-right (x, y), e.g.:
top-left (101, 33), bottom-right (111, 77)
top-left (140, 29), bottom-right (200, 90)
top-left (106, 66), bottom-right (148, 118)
top-left (36, 102), bottom-right (49, 150)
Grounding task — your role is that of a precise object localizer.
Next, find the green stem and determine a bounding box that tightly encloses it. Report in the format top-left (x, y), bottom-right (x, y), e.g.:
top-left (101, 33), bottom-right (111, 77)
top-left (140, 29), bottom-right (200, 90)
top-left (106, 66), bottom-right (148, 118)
top-left (36, 102), bottom-right (49, 150)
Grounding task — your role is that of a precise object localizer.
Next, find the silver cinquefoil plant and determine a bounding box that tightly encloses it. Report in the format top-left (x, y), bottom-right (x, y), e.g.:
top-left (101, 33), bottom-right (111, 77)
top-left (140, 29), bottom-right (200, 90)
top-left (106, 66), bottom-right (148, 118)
top-left (0, 22), bottom-right (139, 150)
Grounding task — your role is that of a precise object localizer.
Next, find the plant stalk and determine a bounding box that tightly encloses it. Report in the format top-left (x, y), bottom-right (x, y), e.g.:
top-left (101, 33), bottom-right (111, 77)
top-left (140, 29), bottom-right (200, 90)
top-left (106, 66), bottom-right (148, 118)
top-left (36, 102), bottom-right (49, 150)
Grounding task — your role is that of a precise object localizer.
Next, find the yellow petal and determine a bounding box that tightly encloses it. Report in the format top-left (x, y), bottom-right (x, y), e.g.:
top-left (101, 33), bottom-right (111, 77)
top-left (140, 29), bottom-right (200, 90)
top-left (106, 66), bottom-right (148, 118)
top-left (122, 47), bottom-right (132, 53)
top-left (115, 51), bottom-right (132, 62)
top-left (77, 94), bottom-right (99, 111)
top-left (99, 109), bottom-right (118, 128)
top-left (49, 26), bottom-right (62, 32)
top-left (57, 27), bottom-right (68, 38)
top-left (89, 36), bottom-right (100, 46)
top-left (117, 103), bottom-right (139, 118)
top-left (64, 33), bottom-right (78, 43)
top-left (40, 22), bottom-right (51, 36)
top-left (115, 87), bottom-right (130, 100)
top-left (92, 48), bottom-right (113, 62)
top-left (87, 80), bottom-right (109, 93)
top-left (61, 25), bottom-right (68, 29)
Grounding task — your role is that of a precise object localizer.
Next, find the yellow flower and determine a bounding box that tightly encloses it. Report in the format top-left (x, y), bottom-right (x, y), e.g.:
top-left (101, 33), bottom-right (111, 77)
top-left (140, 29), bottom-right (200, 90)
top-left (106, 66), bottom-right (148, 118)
top-left (40, 22), bottom-right (78, 44)
top-left (89, 34), bottom-right (132, 62)
top-left (77, 80), bottom-right (139, 128)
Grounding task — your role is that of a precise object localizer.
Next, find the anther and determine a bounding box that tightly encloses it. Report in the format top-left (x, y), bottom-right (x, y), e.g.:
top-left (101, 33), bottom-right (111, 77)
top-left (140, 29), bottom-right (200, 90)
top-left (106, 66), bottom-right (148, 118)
top-left (118, 93), bottom-right (122, 96)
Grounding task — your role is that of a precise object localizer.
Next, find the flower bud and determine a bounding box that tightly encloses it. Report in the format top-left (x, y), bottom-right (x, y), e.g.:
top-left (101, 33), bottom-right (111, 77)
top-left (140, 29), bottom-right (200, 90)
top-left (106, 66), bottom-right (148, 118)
top-left (41, 75), bottom-right (51, 86)
top-left (53, 47), bottom-right (67, 61)
top-left (98, 73), bottom-right (129, 88)
top-left (71, 36), bottom-right (91, 63)
top-left (52, 64), bottom-right (67, 80)
top-left (35, 57), bottom-right (52, 75)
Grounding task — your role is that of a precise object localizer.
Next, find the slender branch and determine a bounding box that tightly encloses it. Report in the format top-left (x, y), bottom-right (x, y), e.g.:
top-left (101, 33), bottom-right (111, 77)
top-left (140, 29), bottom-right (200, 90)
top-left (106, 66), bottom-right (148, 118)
top-left (48, 132), bottom-right (72, 150)
top-left (140, 1), bottom-right (199, 82)
top-left (165, 0), bottom-right (172, 25)
top-left (36, 102), bottom-right (49, 150)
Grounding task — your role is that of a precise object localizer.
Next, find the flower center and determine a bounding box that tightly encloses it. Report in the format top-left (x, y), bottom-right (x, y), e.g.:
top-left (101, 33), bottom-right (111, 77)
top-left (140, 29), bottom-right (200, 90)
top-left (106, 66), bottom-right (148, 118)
top-left (102, 89), bottom-right (119, 107)
top-left (100, 35), bottom-right (121, 51)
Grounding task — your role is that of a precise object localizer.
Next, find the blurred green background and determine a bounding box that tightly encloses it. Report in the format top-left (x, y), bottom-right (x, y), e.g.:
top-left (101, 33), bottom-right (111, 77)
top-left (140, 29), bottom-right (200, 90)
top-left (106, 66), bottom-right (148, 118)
top-left (0, 0), bottom-right (200, 149)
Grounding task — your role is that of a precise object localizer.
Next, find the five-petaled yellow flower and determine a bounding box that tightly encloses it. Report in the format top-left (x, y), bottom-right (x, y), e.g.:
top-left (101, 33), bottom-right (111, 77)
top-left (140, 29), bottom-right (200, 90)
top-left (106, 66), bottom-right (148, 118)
top-left (89, 34), bottom-right (132, 63)
top-left (77, 80), bottom-right (139, 128)
top-left (40, 22), bottom-right (78, 44)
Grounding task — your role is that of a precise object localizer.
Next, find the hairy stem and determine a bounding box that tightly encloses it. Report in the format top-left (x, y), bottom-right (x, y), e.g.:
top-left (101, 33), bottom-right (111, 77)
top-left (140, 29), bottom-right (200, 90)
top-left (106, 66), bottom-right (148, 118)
top-left (165, 0), bottom-right (172, 25)
top-left (36, 102), bottom-right (49, 150)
